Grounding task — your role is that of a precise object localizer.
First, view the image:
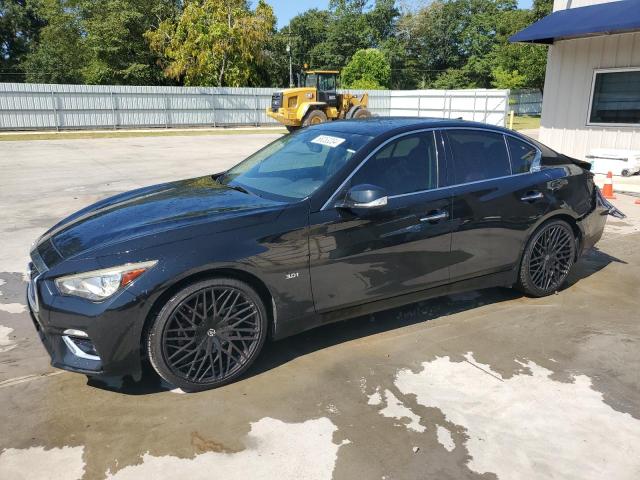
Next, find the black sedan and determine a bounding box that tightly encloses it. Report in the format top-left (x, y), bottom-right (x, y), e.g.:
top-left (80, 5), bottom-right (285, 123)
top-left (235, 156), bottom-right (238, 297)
top-left (27, 118), bottom-right (621, 391)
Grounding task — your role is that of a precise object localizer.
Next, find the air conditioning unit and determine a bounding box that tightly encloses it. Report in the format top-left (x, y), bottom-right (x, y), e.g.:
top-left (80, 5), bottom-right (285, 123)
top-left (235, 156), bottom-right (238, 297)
top-left (586, 149), bottom-right (640, 177)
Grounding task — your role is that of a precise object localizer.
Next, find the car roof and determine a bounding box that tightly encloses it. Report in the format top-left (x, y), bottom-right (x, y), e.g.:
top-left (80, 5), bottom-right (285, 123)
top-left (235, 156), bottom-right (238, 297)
top-left (308, 117), bottom-right (514, 137)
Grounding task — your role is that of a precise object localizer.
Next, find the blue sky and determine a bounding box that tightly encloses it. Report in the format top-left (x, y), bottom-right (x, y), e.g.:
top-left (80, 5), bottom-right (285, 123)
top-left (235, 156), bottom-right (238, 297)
top-left (269, 0), bottom-right (535, 28)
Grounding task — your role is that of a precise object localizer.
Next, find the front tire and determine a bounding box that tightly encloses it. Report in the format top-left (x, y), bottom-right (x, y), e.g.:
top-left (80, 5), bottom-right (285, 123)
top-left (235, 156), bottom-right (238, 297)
top-left (147, 278), bottom-right (268, 392)
top-left (352, 108), bottom-right (372, 120)
top-left (517, 219), bottom-right (577, 297)
top-left (302, 109), bottom-right (327, 127)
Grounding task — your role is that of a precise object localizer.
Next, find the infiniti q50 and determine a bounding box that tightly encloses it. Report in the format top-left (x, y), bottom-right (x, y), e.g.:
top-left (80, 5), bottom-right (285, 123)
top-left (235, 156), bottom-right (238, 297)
top-left (27, 118), bottom-right (621, 391)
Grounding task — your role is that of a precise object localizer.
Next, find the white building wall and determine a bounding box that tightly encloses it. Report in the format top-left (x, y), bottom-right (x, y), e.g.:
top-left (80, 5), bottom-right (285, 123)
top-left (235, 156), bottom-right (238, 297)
top-left (553, 0), bottom-right (618, 12)
top-left (539, 31), bottom-right (640, 159)
top-left (541, 0), bottom-right (640, 160)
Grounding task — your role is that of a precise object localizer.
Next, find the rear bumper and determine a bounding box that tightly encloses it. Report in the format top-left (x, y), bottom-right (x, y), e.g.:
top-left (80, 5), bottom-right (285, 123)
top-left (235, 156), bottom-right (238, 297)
top-left (576, 187), bottom-right (620, 254)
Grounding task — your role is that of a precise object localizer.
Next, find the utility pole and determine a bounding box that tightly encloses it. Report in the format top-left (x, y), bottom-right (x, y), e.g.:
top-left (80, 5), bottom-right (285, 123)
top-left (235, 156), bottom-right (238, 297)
top-left (287, 26), bottom-right (294, 87)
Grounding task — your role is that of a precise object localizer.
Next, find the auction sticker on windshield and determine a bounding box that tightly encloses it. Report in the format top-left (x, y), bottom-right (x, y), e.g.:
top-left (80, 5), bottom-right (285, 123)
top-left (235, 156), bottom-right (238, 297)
top-left (311, 135), bottom-right (346, 148)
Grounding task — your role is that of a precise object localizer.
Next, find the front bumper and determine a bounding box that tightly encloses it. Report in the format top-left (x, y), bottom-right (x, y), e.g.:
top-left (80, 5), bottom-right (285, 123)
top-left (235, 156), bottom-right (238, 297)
top-left (265, 107), bottom-right (299, 127)
top-left (27, 264), bottom-right (148, 379)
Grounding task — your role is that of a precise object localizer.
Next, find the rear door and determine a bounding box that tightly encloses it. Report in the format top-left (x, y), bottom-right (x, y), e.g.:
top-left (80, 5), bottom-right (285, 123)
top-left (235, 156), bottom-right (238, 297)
top-left (308, 130), bottom-right (453, 312)
top-left (443, 129), bottom-right (552, 281)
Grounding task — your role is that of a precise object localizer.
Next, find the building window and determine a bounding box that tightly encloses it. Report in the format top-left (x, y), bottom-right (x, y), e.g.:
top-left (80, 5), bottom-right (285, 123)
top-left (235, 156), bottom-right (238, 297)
top-left (588, 68), bottom-right (640, 125)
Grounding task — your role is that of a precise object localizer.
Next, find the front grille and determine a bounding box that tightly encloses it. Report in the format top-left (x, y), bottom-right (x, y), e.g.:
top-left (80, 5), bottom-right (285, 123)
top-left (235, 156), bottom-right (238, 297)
top-left (271, 92), bottom-right (282, 111)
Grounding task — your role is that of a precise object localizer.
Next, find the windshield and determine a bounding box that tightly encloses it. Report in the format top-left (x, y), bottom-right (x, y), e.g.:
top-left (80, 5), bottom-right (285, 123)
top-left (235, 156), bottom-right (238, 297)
top-left (218, 129), bottom-right (373, 201)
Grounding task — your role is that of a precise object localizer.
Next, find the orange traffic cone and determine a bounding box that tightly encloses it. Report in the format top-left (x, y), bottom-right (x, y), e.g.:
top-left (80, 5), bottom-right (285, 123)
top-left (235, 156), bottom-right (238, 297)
top-left (602, 171), bottom-right (616, 199)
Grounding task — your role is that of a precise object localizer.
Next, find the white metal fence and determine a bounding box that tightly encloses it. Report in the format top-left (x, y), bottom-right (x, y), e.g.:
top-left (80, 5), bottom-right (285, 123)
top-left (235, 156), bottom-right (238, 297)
top-left (0, 83), bottom-right (509, 131)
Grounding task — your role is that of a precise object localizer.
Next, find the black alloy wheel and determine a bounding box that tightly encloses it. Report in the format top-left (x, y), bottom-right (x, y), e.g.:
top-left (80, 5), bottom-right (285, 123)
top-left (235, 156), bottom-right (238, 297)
top-left (518, 219), bottom-right (577, 297)
top-left (147, 278), bottom-right (267, 392)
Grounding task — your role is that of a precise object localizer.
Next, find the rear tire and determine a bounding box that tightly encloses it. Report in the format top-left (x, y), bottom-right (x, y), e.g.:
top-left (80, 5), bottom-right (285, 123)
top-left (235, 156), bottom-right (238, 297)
top-left (302, 109), bottom-right (327, 127)
top-left (352, 108), bottom-right (372, 120)
top-left (147, 278), bottom-right (268, 392)
top-left (621, 169), bottom-right (631, 177)
top-left (286, 125), bottom-right (300, 133)
top-left (517, 219), bottom-right (577, 297)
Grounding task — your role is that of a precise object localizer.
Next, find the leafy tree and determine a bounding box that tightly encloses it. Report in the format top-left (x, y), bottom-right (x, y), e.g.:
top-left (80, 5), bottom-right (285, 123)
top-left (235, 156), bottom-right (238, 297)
top-left (146, 0), bottom-right (276, 87)
top-left (0, 0), bottom-right (43, 80)
top-left (283, 8), bottom-right (331, 76)
top-left (491, 66), bottom-right (526, 89)
top-left (298, 0), bottom-right (398, 71)
top-left (489, 4), bottom-right (549, 91)
top-left (399, 0), bottom-right (518, 89)
top-left (310, 1), bottom-right (375, 69)
top-left (532, 0), bottom-right (552, 20)
top-left (81, 0), bottom-right (180, 85)
top-left (430, 67), bottom-right (476, 89)
top-left (21, 0), bottom-right (86, 83)
top-left (18, 0), bottom-right (178, 85)
top-left (342, 47), bottom-right (390, 89)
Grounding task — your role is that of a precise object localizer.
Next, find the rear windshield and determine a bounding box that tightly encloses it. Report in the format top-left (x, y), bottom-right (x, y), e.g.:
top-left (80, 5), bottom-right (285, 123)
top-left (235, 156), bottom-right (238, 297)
top-left (218, 129), bottom-right (373, 201)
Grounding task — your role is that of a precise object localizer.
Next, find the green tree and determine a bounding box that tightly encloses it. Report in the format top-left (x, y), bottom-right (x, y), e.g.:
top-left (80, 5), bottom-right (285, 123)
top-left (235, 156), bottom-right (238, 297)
top-left (0, 0), bottom-right (43, 80)
top-left (489, 3), bottom-right (549, 91)
top-left (21, 0), bottom-right (86, 83)
top-left (342, 47), bottom-right (390, 89)
top-left (81, 0), bottom-right (180, 85)
top-left (295, 0), bottom-right (399, 71)
top-left (490, 66), bottom-right (526, 89)
top-left (146, 0), bottom-right (276, 87)
top-left (399, 0), bottom-right (518, 88)
top-left (282, 9), bottom-right (331, 78)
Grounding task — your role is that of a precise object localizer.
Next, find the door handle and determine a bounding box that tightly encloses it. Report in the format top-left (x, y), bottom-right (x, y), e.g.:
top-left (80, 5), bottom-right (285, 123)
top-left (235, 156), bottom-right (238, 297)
top-left (420, 210), bottom-right (449, 223)
top-left (520, 191), bottom-right (544, 202)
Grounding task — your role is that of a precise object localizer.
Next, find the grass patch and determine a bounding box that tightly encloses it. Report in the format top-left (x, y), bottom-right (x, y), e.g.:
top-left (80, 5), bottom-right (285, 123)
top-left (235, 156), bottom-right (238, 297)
top-left (510, 115), bottom-right (541, 131)
top-left (0, 127), bottom-right (287, 142)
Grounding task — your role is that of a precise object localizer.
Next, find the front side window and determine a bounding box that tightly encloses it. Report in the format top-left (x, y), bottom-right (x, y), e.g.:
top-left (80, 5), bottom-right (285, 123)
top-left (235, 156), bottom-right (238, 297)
top-left (589, 69), bottom-right (640, 125)
top-left (350, 132), bottom-right (438, 196)
top-left (447, 130), bottom-right (511, 184)
top-left (304, 74), bottom-right (318, 88)
top-left (507, 137), bottom-right (539, 174)
top-left (219, 129), bottom-right (373, 201)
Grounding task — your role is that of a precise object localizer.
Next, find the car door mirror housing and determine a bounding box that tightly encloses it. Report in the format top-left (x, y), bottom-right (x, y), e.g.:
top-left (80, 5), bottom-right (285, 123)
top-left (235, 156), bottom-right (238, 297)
top-left (335, 184), bottom-right (388, 210)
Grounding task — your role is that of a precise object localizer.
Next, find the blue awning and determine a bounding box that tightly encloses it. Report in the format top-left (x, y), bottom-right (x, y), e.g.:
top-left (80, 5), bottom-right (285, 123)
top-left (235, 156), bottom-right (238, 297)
top-left (510, 0), bottom-right (640, 44)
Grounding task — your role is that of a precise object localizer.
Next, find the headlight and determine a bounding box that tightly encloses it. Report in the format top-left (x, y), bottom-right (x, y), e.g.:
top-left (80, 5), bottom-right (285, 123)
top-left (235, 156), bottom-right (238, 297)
top-left (54, 261), bottom-right (157, 301)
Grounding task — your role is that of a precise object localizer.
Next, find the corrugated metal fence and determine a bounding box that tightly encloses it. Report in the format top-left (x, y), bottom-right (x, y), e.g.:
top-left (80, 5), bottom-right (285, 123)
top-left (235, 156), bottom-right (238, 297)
top-left (510, 89), bottom-right (543, 115)
top-left (0, 83), bottom-right (509, 131)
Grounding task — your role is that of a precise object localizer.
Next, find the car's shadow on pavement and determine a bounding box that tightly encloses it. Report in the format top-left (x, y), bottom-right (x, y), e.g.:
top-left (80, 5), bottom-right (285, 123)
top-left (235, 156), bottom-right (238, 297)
top-left (87, 246), bottom-right (624, 395)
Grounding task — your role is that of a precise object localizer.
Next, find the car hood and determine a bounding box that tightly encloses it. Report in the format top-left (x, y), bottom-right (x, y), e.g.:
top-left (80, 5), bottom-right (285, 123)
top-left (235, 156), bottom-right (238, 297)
top-left (37, 176), bottom-right (285, 261)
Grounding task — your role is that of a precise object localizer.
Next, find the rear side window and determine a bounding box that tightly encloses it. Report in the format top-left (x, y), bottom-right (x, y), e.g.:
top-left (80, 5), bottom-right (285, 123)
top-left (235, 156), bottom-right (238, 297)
top-left (447, 130), bottom-right (511, 184)
top-left (507, 137), bottom-right (538, 174)
top-left (350, 132), bottom-right (438, 196)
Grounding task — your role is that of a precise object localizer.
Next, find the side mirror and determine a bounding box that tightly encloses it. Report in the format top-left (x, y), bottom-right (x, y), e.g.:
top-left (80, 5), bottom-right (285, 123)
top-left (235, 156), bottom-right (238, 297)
top-left (335, 184), bottom-right (388, 210)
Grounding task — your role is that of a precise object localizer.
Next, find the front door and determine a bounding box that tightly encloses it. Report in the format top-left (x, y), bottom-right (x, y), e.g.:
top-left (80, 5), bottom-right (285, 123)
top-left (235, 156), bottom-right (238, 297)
top-left (317, 74), bottom-right (338, 108)
top-left (309, 131), bottom-right (453, 313)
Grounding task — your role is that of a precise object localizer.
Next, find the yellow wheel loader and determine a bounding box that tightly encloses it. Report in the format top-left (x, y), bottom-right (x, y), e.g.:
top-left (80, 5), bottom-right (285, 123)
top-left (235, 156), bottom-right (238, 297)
top-left (266, 70), bottom-right (371, 132)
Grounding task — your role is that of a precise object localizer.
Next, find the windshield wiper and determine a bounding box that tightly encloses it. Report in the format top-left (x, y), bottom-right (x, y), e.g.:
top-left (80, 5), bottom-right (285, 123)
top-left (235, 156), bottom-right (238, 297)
top-left (225, 184), bottom-right (251, 195)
